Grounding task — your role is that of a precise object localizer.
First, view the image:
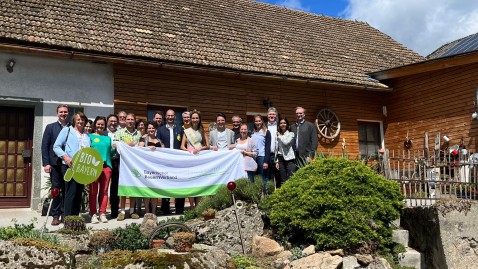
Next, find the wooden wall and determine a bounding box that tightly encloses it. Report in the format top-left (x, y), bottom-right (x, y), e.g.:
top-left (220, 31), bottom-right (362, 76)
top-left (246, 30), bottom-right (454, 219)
top-left (113, 64), bottom-right (387, 157)
top-left (384, 62), bottom-right (478, 152)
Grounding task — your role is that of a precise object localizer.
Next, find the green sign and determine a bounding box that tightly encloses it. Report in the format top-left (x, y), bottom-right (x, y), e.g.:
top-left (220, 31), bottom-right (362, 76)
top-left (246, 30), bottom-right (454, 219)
top-left (64, 147), bottom-right (103, 184)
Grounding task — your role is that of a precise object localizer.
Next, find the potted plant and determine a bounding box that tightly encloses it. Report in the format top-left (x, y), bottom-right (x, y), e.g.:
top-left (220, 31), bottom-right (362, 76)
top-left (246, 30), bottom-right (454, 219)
top-left (201, 208), bottom-right (216, 220)
top-left (151, 239), bottom-right (166, 248)
top-left (172, 231), bottom-right (195, 252)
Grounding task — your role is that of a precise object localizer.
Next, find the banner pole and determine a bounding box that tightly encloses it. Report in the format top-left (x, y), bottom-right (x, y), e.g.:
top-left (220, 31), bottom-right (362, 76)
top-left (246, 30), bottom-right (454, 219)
top-left (227, 181), bottom-right (245, 254)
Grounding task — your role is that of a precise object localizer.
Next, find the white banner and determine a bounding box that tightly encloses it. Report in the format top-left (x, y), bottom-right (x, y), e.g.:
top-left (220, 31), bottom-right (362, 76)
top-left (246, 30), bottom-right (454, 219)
top-left (117, 143), bottom-right (247, 198)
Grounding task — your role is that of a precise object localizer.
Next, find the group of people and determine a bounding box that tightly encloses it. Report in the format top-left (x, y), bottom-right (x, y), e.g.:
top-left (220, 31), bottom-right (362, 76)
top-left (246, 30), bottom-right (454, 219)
top-left (41, 105), bottom-right (318, 225)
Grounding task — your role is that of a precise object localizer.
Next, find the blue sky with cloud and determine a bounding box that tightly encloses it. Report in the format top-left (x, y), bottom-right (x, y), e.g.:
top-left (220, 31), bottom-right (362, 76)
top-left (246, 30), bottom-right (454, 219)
top-left (256, 0), bottom-right (478, 56)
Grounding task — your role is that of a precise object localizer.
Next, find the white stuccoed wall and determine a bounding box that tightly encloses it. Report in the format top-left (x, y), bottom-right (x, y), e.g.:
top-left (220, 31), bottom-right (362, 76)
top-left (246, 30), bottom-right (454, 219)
top-left (0, 51), bottom-right (114, 209)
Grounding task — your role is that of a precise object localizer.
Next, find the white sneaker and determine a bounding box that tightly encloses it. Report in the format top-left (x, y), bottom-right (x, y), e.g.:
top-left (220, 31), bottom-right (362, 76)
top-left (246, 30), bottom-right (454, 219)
top-left (100, 214), bottom-right (108, 223)
top-left (91, 214), bottom-right (99, 224)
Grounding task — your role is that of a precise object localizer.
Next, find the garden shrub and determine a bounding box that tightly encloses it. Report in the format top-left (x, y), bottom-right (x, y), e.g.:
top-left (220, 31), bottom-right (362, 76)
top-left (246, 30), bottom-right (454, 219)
top-left (231, 254), bottom-right (262, 269)
top-left (260, 158), bottom-right (403, 251)
top-left (110, 223), bottom-right (149, 251)
top-left (99, 249), bottom-right (191, 268)
top-left (0, 222), bottom-right (59, 244)
top-left (194, 177), bottom-right (269, 215)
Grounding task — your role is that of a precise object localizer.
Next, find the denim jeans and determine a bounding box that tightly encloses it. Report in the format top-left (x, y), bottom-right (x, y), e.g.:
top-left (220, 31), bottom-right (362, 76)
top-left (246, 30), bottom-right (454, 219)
top-left (256, 156), bottom-right (268, 195)
top-left (247, 171), bottom-right (256, 183)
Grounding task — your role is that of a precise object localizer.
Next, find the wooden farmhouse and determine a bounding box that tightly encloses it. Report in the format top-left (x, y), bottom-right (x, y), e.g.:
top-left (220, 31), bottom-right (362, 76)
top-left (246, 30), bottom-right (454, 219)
top-left (0, 0), bottom-right (426, 209)
top-left (370, 33), bottom-right (478, 154)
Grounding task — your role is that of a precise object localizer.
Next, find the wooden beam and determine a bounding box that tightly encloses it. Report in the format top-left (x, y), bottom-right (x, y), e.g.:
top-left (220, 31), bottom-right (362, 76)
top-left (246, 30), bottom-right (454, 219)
top-left (369, 51), bottom-right (478, 80)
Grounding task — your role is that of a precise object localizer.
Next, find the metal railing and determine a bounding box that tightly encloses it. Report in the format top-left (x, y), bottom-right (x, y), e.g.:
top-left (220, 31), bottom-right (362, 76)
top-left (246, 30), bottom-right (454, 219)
top-left (380, 149), bottom-right (478, 207)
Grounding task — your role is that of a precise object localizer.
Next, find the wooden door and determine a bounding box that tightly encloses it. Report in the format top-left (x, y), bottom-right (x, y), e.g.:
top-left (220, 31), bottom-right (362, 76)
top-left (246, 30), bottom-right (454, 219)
top-left (0, 106), bottom-right (34, 208)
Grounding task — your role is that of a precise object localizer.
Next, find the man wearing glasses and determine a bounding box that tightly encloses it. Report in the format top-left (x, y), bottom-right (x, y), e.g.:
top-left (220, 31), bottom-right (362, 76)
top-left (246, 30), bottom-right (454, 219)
top-left (290, 107), bottom-right (318, 163)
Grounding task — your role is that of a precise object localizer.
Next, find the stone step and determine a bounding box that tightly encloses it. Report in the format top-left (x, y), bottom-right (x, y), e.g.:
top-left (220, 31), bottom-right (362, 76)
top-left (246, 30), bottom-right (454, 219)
top-left (392, 229), bottom-right (409, 247)
top-left (392, 218), bottom-right (401, 228)
top-left (398, 247), bottom-right (425, 269)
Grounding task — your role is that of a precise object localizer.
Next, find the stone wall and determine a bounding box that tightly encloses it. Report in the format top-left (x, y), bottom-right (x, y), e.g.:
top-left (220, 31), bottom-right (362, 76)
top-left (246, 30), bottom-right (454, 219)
top-left (401, 200), bottom-right (478, 269)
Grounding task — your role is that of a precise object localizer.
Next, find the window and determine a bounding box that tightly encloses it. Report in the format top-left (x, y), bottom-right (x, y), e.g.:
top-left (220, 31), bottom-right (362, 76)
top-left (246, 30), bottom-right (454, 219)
top-left (358, 121), bottom-right (381, 159)
top-left (67, 106), bottom-right (83, 124)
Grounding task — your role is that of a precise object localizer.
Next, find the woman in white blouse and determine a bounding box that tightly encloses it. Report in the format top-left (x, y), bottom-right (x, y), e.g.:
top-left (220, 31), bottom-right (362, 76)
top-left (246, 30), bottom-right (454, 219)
top-left (275, 116), bottom-right (296, 183)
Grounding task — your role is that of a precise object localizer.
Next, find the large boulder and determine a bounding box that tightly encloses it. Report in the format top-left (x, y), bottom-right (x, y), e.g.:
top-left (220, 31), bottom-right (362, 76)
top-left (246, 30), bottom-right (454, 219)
top-left (187, 202), bottom-right (264, 254)
top-left (290, 252), bottom-right (342, 269)
top-left (0, 240), bottom-right (75, 268)
top-left (186, 244), bottom-right (233, 269)
top-left (56, 233), bottom-right (90, 253)
top-left (252, 235), bottom-right (284, 258)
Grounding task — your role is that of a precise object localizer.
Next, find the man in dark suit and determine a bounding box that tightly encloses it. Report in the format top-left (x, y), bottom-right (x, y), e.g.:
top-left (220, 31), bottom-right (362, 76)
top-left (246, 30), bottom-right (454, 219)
top-left (290, 107), bottom-right (318, 164)
top-left (41, 104), bottom-right (69, 225)
top-left (157, 109), bottom-right (185, 214)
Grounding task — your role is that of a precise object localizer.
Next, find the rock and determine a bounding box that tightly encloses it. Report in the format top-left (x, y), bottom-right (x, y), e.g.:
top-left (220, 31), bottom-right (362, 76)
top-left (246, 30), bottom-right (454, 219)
top-left (186, 244), bottom-right (232, 269)
top-left (343, 256), bottom-right (361, 269)
top-left (56, 233), bottom-right (90, 253)
top-left (326, 249), bottom-right (345, 257)
top-left (74, 254), bottom-right (91, 269)
top-left (273, 256), bottom-right (291, 269)
top-left (302, 245), bottom-right (315, 256)
top-left (276, 250), bottom-right (293, 259)
top-left (124, 263), bottom-right (146, 269)
top-left (187, 202), bottom-right (264, 254)
top-left (356, 254), bottom-right (374, 266)
top-left (290, 252), bottom-right (342, 269)
top-left (139, 213), bottom-right (158, 237)
top-left (252, 235), bottom-right (284, 258)
top-left (0, 240), bottom-right (75, 268)
top-left (365, 257), bottom-right (393, 269)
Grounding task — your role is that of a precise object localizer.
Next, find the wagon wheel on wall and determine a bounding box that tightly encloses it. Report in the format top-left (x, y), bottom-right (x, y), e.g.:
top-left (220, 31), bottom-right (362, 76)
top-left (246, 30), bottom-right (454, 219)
top-left (315, 108), bottom-right (341, 141)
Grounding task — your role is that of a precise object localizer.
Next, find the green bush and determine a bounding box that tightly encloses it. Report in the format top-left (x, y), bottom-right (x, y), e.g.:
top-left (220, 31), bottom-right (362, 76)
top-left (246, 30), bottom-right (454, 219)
top-left (110, 223), bottom-right (149, 251)
top-left (194, 177), bottom-right (268, 215)
top-left (260, 158), bottom-right (403, 251)
top-left (231, 254), bottom-right (262, 269)
top-left (0, 222), bottom-right (59, 244)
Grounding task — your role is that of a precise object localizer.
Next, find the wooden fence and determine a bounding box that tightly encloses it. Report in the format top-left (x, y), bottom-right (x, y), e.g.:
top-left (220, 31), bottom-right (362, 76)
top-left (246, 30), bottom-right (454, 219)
top-left (380, 149), bottom-right (478, 207)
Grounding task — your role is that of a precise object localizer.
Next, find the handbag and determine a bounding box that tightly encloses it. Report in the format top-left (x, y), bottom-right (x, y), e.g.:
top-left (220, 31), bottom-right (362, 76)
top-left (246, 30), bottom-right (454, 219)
top-left (244, 156), bottom-right (258, 171)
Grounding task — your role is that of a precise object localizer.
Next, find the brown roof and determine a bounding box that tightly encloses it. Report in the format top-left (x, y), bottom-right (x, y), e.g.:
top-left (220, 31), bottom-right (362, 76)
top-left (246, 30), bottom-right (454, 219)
top-left (0, 0), bottom-right (424, 88)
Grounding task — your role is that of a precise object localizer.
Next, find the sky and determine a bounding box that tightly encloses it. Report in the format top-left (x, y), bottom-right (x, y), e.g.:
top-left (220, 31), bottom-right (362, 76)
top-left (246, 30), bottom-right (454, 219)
top-left (255, 0), bottom-right (478, 57)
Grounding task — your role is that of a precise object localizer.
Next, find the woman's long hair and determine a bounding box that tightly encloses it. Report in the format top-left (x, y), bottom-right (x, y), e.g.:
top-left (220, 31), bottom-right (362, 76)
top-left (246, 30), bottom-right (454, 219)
top-left (253, 114), bottom-right (267, 134)
top-left (191, 109), bottom-right (207, 146)
top-left (277, 116), bottom-right (290, 135)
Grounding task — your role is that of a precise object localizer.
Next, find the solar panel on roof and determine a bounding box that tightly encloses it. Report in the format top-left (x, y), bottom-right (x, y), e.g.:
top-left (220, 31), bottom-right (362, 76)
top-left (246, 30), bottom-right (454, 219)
top-left (441, 34), bottom-right (478, 57)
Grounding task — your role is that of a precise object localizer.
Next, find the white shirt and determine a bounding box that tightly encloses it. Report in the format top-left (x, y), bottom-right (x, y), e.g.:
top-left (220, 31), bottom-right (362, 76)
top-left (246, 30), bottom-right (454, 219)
top-left (217, 130), bottom-right (228, 150)
top-left (166, 123), bottom-right (174, 149)
top-left (268, 121), bottom-right (277, 153)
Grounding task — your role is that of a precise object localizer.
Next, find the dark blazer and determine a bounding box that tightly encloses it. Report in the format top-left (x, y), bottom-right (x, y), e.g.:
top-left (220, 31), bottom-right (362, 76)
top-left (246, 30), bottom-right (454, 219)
top-left (290, 120), bottom-right (318, 159)
top-left (157, 125), bottom-right (184, 149)
top-left (41, 121), bottom-right (65, 167)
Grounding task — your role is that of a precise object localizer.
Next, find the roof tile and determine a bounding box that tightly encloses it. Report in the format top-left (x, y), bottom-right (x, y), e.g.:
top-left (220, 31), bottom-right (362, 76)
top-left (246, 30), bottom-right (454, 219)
top-left (0, 0), bottom-right (425, 87)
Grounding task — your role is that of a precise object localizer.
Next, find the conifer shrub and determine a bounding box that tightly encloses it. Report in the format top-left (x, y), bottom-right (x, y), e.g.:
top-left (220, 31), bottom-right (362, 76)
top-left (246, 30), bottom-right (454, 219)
top-left (194, 177), bottom-right (269, 215)
top-left (260, 158), bottom-right (404, 251)
top-left (110, 223), bottom-right (149, 251)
